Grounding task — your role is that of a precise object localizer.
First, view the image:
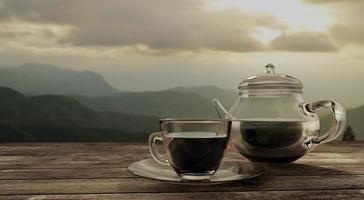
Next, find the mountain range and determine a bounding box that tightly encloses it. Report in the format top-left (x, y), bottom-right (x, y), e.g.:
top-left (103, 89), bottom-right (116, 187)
top-left (344, 105), bottom-right (364, 140)
top-left (72, 86), bottom-right (236, 118)
top-left (0, 63), bottom-right (362, 141)
top-left (0, 63), bottom-right (119, 96)
top-left (0, 86), bottom-right (158, 142)
top-left (74, 89), bottom-right (364, 140)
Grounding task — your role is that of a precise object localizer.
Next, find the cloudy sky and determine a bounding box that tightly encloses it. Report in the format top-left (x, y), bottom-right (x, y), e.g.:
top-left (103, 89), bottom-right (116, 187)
top-left (0, 0), bottom-right (363, 108)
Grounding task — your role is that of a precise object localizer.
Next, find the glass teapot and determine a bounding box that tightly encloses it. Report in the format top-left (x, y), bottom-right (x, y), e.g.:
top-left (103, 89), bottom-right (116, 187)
top-left (213, 64), bottom-right (346, 163)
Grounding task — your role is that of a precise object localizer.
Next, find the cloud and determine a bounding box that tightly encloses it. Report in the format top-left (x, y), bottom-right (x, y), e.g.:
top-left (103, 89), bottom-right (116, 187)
top-left (0, 30), bottom-right (28, 38)
top-left (3, 0), bottom-right (362, 53)
top-left (270, 31), bottom-right (338, 52)
top-left (303, 0), bottom-right (364, 47)
top-left (0, 0), bottom-right (84, 24)
top-left (329, 24), bottom-right (364, 46)
top-left (0, 0), bottom-right (284, 53)
top-left (0, 21), bottom-right (71, 48)
top-left (59, 8), bottom-right (271, 52)
top-left (303, 0), bottom-right (359, 4)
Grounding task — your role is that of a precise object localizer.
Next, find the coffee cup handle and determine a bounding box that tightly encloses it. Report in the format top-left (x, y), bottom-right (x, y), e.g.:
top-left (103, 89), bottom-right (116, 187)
top-left (302, 100), bottom-right (346, 145)
top-left (148, 132), bottom-right (169, 165)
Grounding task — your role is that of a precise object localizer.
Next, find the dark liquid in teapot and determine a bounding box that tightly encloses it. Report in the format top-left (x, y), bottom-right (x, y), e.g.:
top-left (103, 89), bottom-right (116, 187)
top-left (232, 120), bottom-right (319, 163)
top-left (166, 132), bottom-right (228, 175)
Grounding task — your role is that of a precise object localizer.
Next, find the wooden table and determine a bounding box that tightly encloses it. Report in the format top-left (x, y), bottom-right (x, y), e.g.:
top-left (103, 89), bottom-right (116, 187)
top-left (0, 142), bottom-right (363, 199)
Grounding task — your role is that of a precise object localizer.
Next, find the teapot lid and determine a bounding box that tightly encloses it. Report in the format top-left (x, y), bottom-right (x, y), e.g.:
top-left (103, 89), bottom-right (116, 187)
top-left (239, 63), bottom-right (303, 91)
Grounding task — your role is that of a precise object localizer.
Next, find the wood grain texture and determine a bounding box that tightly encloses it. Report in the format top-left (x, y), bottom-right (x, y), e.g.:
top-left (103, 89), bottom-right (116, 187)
top-left (1, 175), bottom-right (364, 195)
top-left (0, 142), bottom-right (363, 199)
top-left (0, 164), bottom-right (363, 180)
top-left (1, 190), bottom-right (364, 200)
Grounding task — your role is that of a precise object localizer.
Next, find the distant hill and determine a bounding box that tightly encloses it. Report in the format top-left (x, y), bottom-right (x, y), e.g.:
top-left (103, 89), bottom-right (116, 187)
top-left (344, 105), bottom-right (364, 140)
top-left (74, 86), bottom-right (364, 141)
top-left (0, 63), bottom-right (119, 96)
top-left (165, 86), bottom-right (237, 107)
top-left (0, 85), bottom-right (362, 142)
top-left (316, 104), bottom-right (363, 140)
top-left (73, 86), bottom-right (237, 118)
top-left (0, 62), bottom-right (361, 142)
top-left (0, 87), bottom-right (158, 142)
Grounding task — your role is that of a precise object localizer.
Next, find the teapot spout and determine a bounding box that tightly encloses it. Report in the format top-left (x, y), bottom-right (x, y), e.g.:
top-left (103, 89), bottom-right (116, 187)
top-left (213, 99), bottom-right (229, 119)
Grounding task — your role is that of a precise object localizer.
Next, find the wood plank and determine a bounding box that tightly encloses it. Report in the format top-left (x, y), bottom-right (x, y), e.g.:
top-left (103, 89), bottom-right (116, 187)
top-left (0, 144), bottom-right (150, 156)
top-left (0, 150), bottom-right (363, 170)
top-left (0, 164), bottom-right (364, 180)
top-left (0, 142), bottom-right (361, 157)
top-left (264, 163), bottom-right (364, 176)
top-left (0, 175), bottom-right (363, 195)
top-left (4, 149), bottom-right (362, 159)
top-left (0, 142), bottom-right (362, 199)
top-left (0, 142), bottom-right (362, 156)
top-left (0, 141), bottom-right (358, 146)
top-left (0, 190), bottom-right (363, 200)
top-left (0, 168), bottom-right (128, 180)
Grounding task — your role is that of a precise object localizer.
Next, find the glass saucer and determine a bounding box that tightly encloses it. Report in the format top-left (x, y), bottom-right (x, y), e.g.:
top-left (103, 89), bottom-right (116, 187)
top-left (128, 159), bottom-right (264, 185)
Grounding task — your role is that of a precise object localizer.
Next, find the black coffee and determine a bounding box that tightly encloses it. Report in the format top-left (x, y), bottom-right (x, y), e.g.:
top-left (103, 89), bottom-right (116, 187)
top-left (232, 120), bottom-right (319, 163)
top-left (166, 132), bottom-right (228, 175)
top-left (241, 121), bottom-right (304, 148)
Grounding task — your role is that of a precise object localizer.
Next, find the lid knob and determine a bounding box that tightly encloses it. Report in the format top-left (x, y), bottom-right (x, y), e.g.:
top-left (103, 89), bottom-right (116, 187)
top-left (265, 63), bottom-right (275, 74)
top-left (239, 63), bottom-right (302, 91)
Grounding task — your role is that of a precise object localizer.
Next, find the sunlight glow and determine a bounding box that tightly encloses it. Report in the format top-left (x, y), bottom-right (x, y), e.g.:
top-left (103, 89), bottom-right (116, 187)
top-left (213, 0), bottom-right (334, 44)
top-left (253, 27), bottom-right (282, 45)
top-left (235, 0), bottom-right (333, 32)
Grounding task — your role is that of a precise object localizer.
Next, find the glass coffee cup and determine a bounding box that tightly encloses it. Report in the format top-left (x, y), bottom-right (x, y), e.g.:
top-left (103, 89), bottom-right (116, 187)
top-left (148, 118), bottom-right (231, 180)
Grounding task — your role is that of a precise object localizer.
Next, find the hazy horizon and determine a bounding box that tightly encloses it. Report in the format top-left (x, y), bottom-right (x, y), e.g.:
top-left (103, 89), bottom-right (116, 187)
top-left (0, 0), bottom-right (364, 109)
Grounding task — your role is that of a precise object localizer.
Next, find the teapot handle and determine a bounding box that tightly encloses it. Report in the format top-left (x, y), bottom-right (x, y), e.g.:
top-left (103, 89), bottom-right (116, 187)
top-left (302, 100), bottom-right (346, 144)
